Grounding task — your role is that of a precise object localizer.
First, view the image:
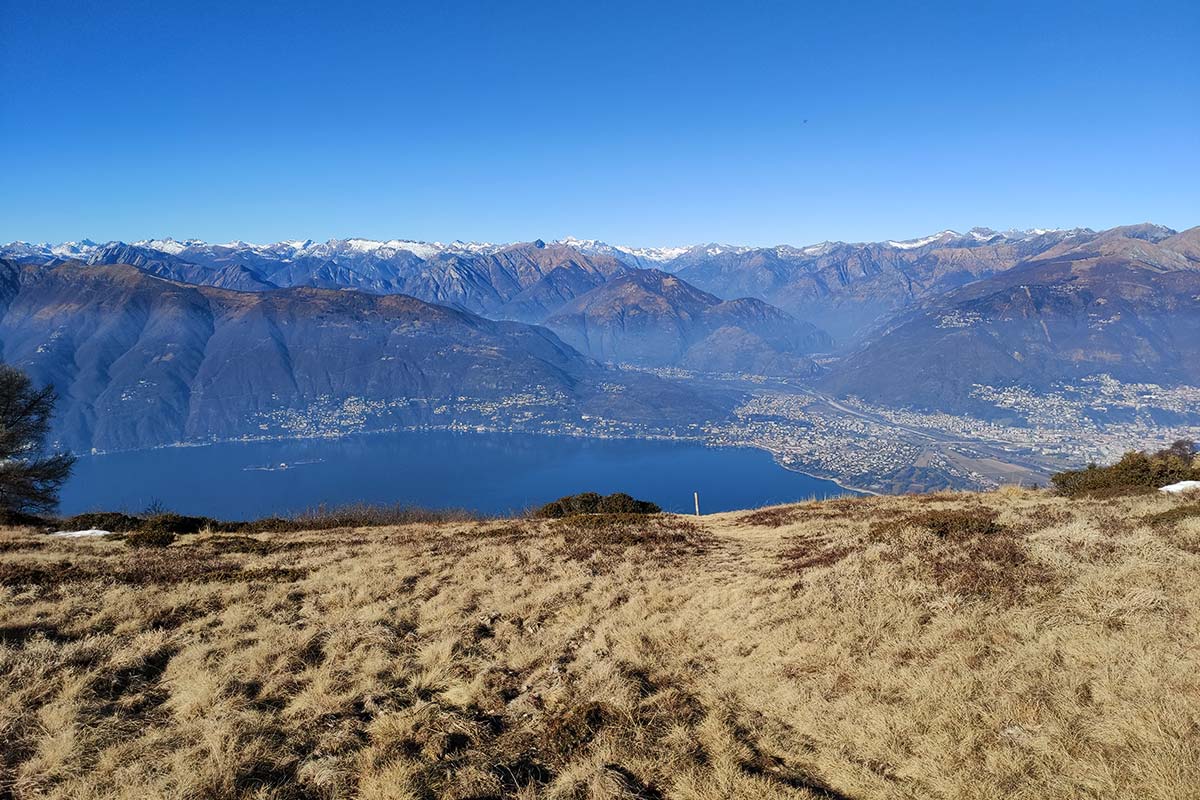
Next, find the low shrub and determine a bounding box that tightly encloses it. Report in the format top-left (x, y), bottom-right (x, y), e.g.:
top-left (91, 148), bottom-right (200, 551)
top-left (142, 513), bottom-right (218, 535)
top-left (548, 513), bottom-right (712, 566)
top-left (1145, 504), bottom-right (1200, 528)
top-left (198, 534), bottom-right (276, 554)
top-left (1051, 443), bottom-right (1200, 498)
top-left (0, 509), bottom-right (54, 529)
top-left (62, 512), bottom-right (143, 533)
top-left (533, 492), bottom-right (660, 519)
top-left (902, 508), bottom-right (1007, 538)
top-left (126, 529), bottom-right (177, 548)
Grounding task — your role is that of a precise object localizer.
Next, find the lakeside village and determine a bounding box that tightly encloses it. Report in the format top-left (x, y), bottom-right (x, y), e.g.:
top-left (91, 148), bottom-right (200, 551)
top-left (119, 373), bottom-right (1200, 494)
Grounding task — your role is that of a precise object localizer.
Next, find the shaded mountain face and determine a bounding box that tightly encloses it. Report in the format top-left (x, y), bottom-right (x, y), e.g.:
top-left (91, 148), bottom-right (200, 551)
top-left (0, 262), bottom-right (729, 452)
top-left (1, 238), bottom-right (828, 374)
top-left (822, 227), bottom-right (1200, 413)
top-left (664, 229), bottom-right (1096, 342)
top-left (543, 269), bottom-right (832, 372)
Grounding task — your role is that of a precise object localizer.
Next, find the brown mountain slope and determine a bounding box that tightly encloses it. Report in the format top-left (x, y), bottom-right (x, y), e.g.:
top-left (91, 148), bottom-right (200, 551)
top-left (0, 262), bottom-right (728, 451)
top-left (823, 227), bottom-right (1200, 412)
top-left (543, 269), bottom-right (831, 372)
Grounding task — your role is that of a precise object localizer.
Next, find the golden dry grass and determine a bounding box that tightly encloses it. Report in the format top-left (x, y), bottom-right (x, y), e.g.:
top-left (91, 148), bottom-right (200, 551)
top-left (2, 489), bottom-right (1200, 799)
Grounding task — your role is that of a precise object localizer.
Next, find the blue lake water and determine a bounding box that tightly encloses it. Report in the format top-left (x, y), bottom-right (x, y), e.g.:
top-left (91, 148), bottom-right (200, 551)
top-left (60, 430), bottom-right (853, 519)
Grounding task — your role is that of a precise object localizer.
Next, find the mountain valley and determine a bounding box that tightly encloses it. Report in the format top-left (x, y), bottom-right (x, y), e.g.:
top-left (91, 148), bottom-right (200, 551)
top-left (3, 223), bottom-right (1198, 493)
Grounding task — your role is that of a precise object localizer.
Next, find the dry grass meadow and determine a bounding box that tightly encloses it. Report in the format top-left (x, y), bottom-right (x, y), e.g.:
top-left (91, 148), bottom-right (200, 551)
top-left (2, 488), bottom-right (1200, 799)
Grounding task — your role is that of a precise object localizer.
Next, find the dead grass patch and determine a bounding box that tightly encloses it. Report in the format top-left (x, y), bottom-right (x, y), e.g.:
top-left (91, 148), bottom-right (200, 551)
top-left (779, 537), bottom-right (856, 572)
top-left (547, 514), bottom-right (715, 570)
top-left (2, 489), bottom-right (1198, 798)
top-left (1144, 504), bottom-right (1200, 528)
top-left (738, 506), bottom-right (804, 528)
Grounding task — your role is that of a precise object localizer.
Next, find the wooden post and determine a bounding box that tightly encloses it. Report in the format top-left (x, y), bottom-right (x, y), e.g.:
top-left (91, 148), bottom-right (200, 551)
top-left (694, 491), bottom-right (700, 517)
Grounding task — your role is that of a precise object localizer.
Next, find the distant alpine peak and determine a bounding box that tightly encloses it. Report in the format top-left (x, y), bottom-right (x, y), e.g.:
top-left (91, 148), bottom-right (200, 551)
top-left (885, 230), bottom-right (960, 249)
top-left (0, 225), bottom-right (1163, 268)
top-left (556, 236), bottom-right (694, 264)
top-left (133, 237), bottom-right (204, 254)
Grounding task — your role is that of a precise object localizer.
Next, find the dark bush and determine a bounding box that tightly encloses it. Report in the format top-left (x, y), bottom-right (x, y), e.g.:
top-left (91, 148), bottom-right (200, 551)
top-left (62, 512), bottom-right (143, 533)
top-left (0, 508), bottom-right (54, 529)
top-left (596, 492), bottom-right (660, 515)
top-left (126, 529), bottom-right (177, 548)
top-left (236, 516), bottom-right (301, 534)
top-left (1144, 504), bottom-right (1200, 528)
top-left (1051, 446), bottom-right (1200, 498)
top-left (199, 534), bottom-right (276, 554)
top-left (142, 513), bottom-right (218, 535)
top-left (533, 492), bottom-right (660, 519)
top-left (893, 508), bottom-right (1007, 538)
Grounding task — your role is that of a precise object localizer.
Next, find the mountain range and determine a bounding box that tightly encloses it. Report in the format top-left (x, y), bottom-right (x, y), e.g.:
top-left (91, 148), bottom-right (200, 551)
top-left (2, 223), bottom-right (1197, 454)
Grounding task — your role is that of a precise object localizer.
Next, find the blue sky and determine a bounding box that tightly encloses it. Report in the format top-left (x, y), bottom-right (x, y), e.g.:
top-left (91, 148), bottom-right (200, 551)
top-left (2, 0), bottom-right (1196, 246)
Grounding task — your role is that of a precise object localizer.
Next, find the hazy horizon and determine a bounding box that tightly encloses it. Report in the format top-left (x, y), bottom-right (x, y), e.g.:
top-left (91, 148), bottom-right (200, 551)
top-left (4, 220), bottom-right (1192, 254)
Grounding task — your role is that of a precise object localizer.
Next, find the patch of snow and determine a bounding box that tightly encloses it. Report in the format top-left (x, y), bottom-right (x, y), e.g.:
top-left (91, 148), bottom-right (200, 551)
top-left (1159, 481), bottom-right (1200, 494)
top-left (51, 528), bottom-right (111, 537)
top-left (886, 230), bottom-right (958, 250)
top-left (49, 240), bottom-right (100, 258)
top-left (557, 237), bottom-right (692, 264)
top-left (133, 238), bottom-right (189, 255)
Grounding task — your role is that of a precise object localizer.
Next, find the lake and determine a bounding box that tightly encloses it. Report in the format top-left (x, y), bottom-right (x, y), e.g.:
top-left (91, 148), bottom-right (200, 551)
top-left (59, 430), bottom-right (854, 519)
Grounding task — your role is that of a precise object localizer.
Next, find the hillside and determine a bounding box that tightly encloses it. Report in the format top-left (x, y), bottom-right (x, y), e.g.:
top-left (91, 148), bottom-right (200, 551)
top-left (824, 226), bottom-right (1200, 413)
top-left (0, 262), bottom-right (726, 452)
top-left (665, 229), bottom-right (1090, 341)
top-left (544, 270), bottom-right (831, 371)
top-left (3, 488), bottom-right (1198, 798)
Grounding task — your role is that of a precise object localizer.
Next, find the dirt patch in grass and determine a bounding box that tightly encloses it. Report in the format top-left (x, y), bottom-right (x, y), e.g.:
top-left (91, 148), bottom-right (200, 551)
top-left (541, 700), bottom-right (612, 760)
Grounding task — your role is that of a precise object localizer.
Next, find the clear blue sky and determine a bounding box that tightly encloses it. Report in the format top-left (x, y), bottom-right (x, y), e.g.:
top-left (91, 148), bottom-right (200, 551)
top-left (2, 0), bottom-right (1196, 247)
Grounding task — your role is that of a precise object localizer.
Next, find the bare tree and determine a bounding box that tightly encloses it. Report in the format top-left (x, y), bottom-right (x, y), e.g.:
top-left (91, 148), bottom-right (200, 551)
top-left (0, 365), bottom-right (75, 514)
top-left (1156, 439), bottom-right (1197, 462)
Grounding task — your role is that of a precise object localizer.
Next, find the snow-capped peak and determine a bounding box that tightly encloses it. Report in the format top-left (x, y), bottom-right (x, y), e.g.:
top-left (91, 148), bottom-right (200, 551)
top-left (885, 230), bottom-right (959, 250)
top-left (556, 237), bottom-right (694, 265)
top-left (131, 238), bottom-right (200, 255)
